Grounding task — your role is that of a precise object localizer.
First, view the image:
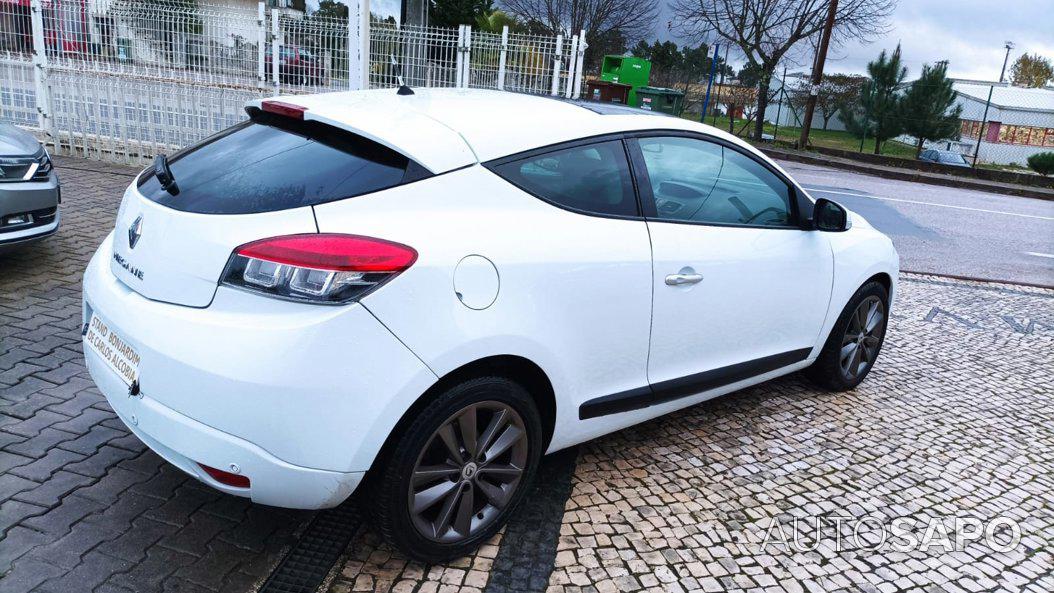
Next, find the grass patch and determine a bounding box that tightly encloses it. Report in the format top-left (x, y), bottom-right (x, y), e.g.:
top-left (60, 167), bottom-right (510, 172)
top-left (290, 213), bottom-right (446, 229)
top-left (685, 114), bottom-right (918, 157)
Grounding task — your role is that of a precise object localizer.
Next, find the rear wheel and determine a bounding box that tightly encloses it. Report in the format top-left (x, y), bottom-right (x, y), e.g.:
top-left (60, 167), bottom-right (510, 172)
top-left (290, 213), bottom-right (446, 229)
top-left (369, 377), bottom-right (542, 562)
top-left (806, 281), bottom-right (889, 391)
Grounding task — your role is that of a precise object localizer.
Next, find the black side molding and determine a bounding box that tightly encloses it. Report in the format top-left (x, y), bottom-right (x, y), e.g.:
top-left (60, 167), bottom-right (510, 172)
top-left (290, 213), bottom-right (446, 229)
top-left (579, 347), bottom-right (813, 420)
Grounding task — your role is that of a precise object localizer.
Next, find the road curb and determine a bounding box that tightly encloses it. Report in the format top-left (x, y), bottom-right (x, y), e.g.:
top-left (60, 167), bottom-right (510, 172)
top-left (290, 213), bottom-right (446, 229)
top-left (763, 148), bottom-right (1054, 201)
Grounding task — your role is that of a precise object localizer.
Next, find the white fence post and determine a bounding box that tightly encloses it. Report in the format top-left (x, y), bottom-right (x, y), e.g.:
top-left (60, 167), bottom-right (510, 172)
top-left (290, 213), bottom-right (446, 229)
top-left (271, 9), bottom-right (280, 92)
top-left (29, 0), bottom-right (51, 134)
top-left (497, 26), bottom-right (509, 91)
top-left (550, 34), bottom-right (563, 96)
top-left (572, 29), bottom-right (587, 99)
top-left (257, 2), bottom-right (266, 88)
top-left (462, 26), bottom-right (472, 88)
top-left (564, 33), bottom-right (579, 99)
top-left (455, 25), bottom-right (465, 88)
top-left (349, 0), bottom-right (370, 90)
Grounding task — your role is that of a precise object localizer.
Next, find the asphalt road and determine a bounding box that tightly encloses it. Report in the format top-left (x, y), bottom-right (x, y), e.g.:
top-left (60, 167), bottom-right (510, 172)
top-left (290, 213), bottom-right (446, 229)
top-left (777, 160), bottom-right (1054, 286)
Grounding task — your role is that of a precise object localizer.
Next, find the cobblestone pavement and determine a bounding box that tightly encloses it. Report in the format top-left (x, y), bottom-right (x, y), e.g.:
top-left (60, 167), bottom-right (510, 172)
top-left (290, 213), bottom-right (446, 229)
top-left (1, 159), bottom-right (315, 593)
top-left (2, 157), bottom-right (1053, 593)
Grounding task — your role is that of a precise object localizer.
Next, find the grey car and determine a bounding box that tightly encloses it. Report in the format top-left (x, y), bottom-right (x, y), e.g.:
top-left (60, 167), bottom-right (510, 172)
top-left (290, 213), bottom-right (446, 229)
top-left (1, 123), bottom-right (60, 247)
top-left (918, 148), bottom-right (971, 168)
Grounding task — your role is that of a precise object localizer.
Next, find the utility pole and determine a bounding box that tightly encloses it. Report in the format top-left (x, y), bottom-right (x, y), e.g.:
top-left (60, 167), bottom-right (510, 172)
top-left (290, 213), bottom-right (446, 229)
top-left (798, 0), bottom-right (838, 149)
top-left (999, 41), bottom-right (1014, 83)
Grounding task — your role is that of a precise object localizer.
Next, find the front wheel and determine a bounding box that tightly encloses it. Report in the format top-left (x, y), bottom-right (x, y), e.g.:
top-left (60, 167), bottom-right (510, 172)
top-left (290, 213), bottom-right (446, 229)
top-left (368, 376), bottom-right (542, 562)
top-left (806, 281), bottom-right (889, 391)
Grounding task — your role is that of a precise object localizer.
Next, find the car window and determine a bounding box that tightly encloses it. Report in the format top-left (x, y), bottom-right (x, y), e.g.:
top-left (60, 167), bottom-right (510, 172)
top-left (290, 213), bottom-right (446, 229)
top-left (939, 152), bottom-right (967, 165)
top-left (491, 140), bottom-right (637, 217)
top-left (137, 116), bottom-right (425, 214)
top-left (637, 136), bottom-right (792, 226)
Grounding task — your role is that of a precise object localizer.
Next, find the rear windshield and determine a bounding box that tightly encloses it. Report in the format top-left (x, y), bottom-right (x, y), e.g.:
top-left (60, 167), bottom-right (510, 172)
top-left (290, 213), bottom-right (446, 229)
top-left (137, 114), bottom-right (429, 214)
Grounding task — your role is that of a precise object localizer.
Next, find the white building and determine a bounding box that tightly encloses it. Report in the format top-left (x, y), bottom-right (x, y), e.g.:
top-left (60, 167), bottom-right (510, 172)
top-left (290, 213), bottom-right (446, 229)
top-left (952, 80), bottom-right (1054, 166)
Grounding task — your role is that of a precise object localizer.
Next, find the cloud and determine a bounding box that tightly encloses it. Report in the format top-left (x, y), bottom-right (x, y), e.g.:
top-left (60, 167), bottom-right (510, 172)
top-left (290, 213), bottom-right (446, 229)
top-left (827, 0), bottom-right (1054, 80)
top-left (659, 0), bottom-right (1054, 82)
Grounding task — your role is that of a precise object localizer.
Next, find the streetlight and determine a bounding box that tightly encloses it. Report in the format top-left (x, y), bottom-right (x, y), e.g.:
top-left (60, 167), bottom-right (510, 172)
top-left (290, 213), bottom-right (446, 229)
top-left (999, 41), bottom-right (1014, 83)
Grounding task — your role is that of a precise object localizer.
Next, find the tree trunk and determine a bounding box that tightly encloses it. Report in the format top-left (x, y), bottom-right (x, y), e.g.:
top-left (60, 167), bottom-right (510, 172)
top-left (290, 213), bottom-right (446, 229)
top-left (915, 137), bottom-right (925, 158)
top-left (729, 108), bottom-right (735, 133)
top-left (754, 70), bottom-right (773, 141)
top-left (874, 139), bottom-right (882, 155)
top-left (822, 116), bottom-right (830, 131)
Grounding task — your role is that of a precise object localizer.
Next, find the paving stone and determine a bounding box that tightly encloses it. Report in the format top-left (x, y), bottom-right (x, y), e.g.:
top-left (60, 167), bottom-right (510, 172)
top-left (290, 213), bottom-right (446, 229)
top-left (0, 557), bottom-right (65, 593)
top-left (20, 495), bottom-right (106, 536)
top-left (26, 516), bottom-right (124, 569)
top-left (6, 447), bottom-right (85, 482)
top-left (95, 517), bottom-right (179, 563)
top-left (0, 526), bottom-right (50, 573)
top-left (3, 427), bottom-right (76, 459)
top-left (10, 470), bottom-right (95, 507)
top-left (63, 444), bottom-right (139, 478)
top-left (34, 550), bottom-right (134, 593)
top-left (106, 545), bottom-right (199, 592)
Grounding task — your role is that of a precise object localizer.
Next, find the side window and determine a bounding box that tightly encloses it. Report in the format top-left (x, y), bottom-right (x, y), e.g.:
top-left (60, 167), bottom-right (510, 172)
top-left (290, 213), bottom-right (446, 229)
top-left (492, 140), bottom-right (638, 217)
top-left (638, 136), bottom-right (793, 227)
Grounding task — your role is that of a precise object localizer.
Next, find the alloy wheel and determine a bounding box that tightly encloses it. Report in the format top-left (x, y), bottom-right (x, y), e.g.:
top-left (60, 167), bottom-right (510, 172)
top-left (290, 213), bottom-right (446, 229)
top-left (839, 295), bottom-right (885, 381)
top-left (408, 401), bottom-right (529, 543)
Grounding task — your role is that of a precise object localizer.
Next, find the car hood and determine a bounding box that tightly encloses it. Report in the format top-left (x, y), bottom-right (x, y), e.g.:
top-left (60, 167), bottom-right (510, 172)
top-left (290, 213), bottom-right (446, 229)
top-left (0, 123), bottom-right (42, 156)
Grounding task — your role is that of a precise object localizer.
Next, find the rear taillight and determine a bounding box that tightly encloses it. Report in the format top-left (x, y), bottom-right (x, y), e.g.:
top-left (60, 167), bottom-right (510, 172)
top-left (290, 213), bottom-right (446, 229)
top-left (221, 234), bottom-right (417, 304)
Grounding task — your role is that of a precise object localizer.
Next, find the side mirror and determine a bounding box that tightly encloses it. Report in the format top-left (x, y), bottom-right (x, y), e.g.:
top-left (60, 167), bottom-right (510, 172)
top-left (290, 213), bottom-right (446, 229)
top-left (813, 198), bottom-right (850, 232)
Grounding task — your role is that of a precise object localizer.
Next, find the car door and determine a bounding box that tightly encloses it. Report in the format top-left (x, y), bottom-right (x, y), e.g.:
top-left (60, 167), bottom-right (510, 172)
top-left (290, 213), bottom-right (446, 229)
top-left (628, 133), bottom-right (833, 403)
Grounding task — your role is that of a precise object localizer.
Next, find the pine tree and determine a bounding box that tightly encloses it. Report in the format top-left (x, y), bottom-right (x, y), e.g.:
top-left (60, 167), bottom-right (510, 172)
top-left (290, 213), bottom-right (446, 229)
top-left (899, 62), bottom-right (963, 157)
top-left (841, 46), bottom-right (907, 154)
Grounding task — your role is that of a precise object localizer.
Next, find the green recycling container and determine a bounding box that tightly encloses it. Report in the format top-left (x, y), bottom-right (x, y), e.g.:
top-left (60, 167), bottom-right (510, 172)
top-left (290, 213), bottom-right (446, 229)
top-left (599, 55), bottom-right (651, 106)
top-left (636, 86), bottom-right (685, 116)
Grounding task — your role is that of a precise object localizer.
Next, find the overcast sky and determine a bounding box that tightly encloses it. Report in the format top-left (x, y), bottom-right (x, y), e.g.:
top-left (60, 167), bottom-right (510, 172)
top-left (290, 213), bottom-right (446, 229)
top-left (318, 0), bottom-right (1054, 82)
top-left (656, 0), bottom-right (1054, 81)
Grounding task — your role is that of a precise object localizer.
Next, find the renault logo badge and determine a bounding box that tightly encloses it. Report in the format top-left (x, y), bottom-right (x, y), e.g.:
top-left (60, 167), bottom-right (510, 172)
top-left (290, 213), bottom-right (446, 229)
top-left (128, 215), bottom-right (143, 249)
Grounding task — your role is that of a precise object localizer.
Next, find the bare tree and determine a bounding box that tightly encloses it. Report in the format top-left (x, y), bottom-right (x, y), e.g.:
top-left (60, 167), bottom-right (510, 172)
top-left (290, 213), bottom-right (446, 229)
top-left (788, 73), bottom-right (866, 130)
top-left (500, 0), bottom-right (659, 68)
top-left (671, 0), bottom-right (895, 141)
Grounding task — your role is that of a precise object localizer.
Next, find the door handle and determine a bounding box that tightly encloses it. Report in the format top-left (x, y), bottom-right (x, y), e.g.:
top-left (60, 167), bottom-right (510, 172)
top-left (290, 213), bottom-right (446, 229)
top-left (665, 273), bottom-right (704, 286)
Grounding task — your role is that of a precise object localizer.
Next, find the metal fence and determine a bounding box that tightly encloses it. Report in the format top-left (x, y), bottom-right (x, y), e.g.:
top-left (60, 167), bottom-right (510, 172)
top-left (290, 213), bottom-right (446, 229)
top-left (0, 0), bottom-right (586, 165)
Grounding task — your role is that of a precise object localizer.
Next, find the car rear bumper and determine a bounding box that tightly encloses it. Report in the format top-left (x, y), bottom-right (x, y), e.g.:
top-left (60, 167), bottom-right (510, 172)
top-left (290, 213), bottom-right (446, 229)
top-left (82, 231), bottom-right (438, 508)
top-left (85, 344), bottom-right (362, 508)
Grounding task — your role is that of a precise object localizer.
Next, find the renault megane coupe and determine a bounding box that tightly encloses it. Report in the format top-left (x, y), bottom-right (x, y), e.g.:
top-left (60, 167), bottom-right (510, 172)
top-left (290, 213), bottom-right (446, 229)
top-left (82, 88), bottom-right (898, 561)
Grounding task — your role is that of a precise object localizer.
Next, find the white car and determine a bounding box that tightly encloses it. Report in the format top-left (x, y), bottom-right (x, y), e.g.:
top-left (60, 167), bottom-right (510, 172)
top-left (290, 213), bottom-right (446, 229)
top-left (82, 88), bottom-right (898, 561)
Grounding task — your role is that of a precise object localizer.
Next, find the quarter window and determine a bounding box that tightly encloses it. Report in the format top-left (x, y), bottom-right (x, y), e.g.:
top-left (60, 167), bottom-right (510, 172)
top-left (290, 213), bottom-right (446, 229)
top-left (637, 136), bottom-right (793, 227)
top-left (491, 140), bottom-right (637, 217)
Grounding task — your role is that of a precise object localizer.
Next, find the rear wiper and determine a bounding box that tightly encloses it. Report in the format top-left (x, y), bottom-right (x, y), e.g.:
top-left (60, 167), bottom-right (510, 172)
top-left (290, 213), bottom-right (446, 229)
top-left (153, 154), bottom-right (180, 196)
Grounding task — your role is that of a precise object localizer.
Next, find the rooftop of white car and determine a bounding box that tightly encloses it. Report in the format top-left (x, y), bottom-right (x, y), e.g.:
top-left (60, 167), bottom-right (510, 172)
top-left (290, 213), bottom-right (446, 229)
top-left (246, 88), bottom-right (735, 174)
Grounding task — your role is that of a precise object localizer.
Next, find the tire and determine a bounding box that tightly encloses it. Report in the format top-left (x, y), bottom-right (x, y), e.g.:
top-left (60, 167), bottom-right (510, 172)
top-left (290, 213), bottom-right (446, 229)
top-left (806, 281), bottom-right (889, 391)
top-left (368, 376), bottom-right (543, 562)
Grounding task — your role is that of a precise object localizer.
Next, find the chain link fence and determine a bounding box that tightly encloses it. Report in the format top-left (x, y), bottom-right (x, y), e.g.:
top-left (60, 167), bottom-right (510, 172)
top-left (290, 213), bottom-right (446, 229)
top-left (747, 70), bottom-right (1054, 171)
top-left (0, 0), bottom-right (586, 165)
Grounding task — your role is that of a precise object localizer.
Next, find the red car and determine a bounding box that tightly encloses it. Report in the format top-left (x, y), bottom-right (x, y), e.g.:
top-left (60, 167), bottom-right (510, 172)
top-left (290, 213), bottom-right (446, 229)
top-left (273, 44), bottom-right (324, 85)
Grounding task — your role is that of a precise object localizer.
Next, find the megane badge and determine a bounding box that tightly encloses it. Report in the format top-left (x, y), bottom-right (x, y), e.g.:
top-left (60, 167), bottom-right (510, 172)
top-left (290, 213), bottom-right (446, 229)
top-left (128, 215), bottom-right (143, 249)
